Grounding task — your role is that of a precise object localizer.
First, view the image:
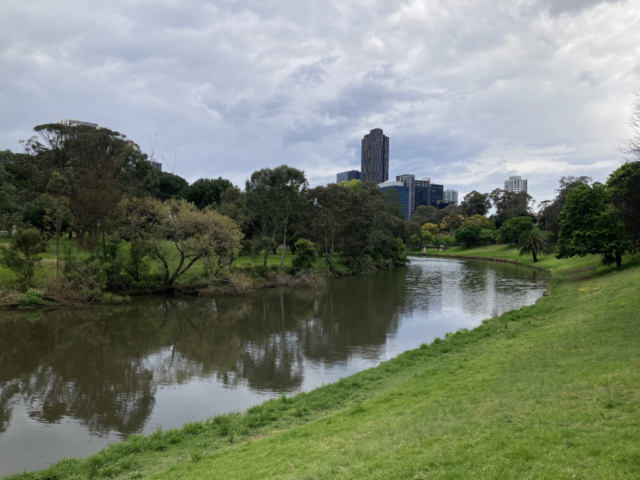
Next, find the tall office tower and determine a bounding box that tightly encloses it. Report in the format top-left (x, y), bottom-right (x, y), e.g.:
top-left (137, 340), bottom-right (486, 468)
top-left (336, 170), bottom-right (361, 183)
top-left (444, 189), bottom-right (458, 204)
top-left (504, 175), bottom-right (528, 193)
top-left (430, 183), bottom-right (444, 207)
top-left (379, 181), bottom-right (410, 220)
top-left (361, 128), bottom-right (389, 184)
top-left (415, 177), bottom-right (431, 210)
top-left (396, 174), bottom-right (416, 214)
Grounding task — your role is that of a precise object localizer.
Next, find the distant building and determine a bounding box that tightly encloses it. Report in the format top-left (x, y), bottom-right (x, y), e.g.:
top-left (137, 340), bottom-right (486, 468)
top-left (336, 170), bottom-right (361, 183)
top-left (59, 118), bottom-right (99, 128)
top-left (444, 189), bottom-right (458, 204)
top-left (361, 128), bottom-right (389, 184)
top-left (437, 200), bottom-right (456, 210)
top-left (429, 183), bottom-right (444, 208)
top-left (379, 180), bottom-right (410, 220)
top-left (504, 175), bottom-right (528, 194)
top-left (151, 161), bottom-right (162, 171)
top-left (396, 174), bottom-right (416, 214)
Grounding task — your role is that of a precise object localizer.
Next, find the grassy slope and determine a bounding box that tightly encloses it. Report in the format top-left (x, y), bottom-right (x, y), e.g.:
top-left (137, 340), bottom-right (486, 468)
top-left (8, 249), bottom-right (640, 479)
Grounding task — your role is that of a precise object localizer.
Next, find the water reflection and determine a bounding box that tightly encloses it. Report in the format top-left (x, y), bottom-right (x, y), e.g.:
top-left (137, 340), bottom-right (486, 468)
top-left (0, 257), bottom-right (547, 477)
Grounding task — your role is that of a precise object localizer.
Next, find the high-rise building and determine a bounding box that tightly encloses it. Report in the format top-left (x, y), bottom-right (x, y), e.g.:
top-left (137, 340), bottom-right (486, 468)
top-left (396, 174), bottom-right (416, 213)
top-left (336, 170), bottom-right (361, 183)
top-left (379, 180), bottom-right (410, 220)
top-left (151, 161), bottom-right (162, 171)
top-left (429, 183), bottom-right (444, 207)
top-left (444, 189), bottom-right (458, 204)
top-left (361, 128), bottom-right (389, 184)
top-left (504, 175), bottom-right (528, 193)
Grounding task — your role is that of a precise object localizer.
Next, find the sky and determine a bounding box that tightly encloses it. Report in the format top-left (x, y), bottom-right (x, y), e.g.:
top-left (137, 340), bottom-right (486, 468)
top-left (1, 0), bottom-right (639, 206)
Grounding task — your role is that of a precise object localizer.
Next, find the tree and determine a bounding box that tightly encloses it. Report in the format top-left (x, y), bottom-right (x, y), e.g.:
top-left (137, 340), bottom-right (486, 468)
top-left (291, 238), bottom-right (317, 272)
top-left (246, 166), bottom-right (308, 270)
top-left (537, 176), bottom-right (591, 239)
top-left (455, 225), bottom-right (482, 246)
top-left (339, 179), bottom-right (361, 191)
top-left (440, 208), bottom-right (464, 232)
top-left (499, 216), bottom-right (534, 245)
top-left (0, 163), bottom-right (17, 233)
top-left (460, 214), bottom-right (493, 230)
top-left (411, 205), bottom-right (438, 226)
top-left (489, 188), bottom-right (534, 227)
top-left (556, 184), bottom-right (631, 267)
top-left (607, 161), bottom-right (640, 249)
top-left (421, 223), bottom-right (439, 236)
top-left (308, 184), bottom-right (350, 273)
top-left (178, 177), bottom-right (233, 209)
top-left (558, 183), bottom-right (628, 262)
top-left (0, 228), bottom-right (45, 287)
top-left (118, 198), bottom-right (243, 286)
top-left (518, 228), bottom-right (553, 263)
top-left (155, 171), bottom-right (188, 201)
top-left (460, 191), bottom-right (491, 216)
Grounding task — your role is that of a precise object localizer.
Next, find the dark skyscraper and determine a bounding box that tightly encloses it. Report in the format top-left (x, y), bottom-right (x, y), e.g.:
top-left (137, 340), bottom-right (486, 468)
top-left (336, 170), bottom-right (361, 183)
top-left (361, 128), bottom-right (389, 184)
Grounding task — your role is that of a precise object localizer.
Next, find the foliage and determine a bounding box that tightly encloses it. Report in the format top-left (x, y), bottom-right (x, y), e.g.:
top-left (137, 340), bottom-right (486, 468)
top-left (489, 188), bottom-right (534, 228)
top-left (421, 230), bottom-right (435, 246)
top-left (537, 176), bottom-right (591, 240)
top-left (118, 198), bottom-right (244, 286)
top-left (438, 235), bottom-right (456, 247)
top-left (455, 225), bottom-right (483, 246)
top-left (390, 238), bottom-right (407, 265)
top-left (20, 288), bottom-right (45, 307)
top-left (0, 228), bottom-right (45, 288)
top-left (291, 238), bottom-right (317, 272)
top-left (517, 227), bottom-right (553, 263)
top-left (499, 216), bottom-right (534, 245)
top-left (178, 177), bottom-right (233, 209)
top-left (0, 162), bottom-right (17, 231)
top-left (421, 222), bottom-right (439, 236)
top-left (338, 179), bottom-right (361, 191)
top-left (460, 214), bottom-right (493, 230)
top-left (460, 190), bottom-right (491, 216)
top-left (155, 171), bottom-right (188, 201)
top-left (607, 161), bottom-right (640, 248)
top-left (440, 211), bottom-right (464, 232)
top-left (556, 183), bottom-right (631, 266)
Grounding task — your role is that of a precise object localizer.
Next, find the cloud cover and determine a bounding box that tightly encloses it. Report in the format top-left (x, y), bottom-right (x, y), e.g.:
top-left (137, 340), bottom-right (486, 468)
top-left (1, 0), bottom-right (639, 204)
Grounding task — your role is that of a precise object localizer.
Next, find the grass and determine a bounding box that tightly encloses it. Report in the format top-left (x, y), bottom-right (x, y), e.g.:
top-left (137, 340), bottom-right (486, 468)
top-left (0, 236), bottom-right (306, 292)
top-left (7, 247), bottom-right (640, 479)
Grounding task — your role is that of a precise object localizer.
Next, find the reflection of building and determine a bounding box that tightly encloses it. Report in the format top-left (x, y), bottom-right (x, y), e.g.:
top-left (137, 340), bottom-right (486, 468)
top-left (379, 180), bottom-right (410, 220)
top-left (361, 128), bottom-right (389, 184)
top-left (336, 170), bottom-right (360, 183)
top-left (444, 189), bottom-right (458, 204)
top-left (504, 175), bottom-right (528, 193)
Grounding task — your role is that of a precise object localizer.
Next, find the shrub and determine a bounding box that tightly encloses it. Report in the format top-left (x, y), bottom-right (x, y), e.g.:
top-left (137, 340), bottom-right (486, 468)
top-left (390, 238), bottom-right (408, 266)
top-left (518, 227), bottom-right (554, 263)
top-left (0, 228), bottom-right (45, 288)
top-left (20, 288), bottom-right (45, 307)
top-left (292, 238), bottom-right (318, 271)
top-left (455, 225), bottom-right (482, 246)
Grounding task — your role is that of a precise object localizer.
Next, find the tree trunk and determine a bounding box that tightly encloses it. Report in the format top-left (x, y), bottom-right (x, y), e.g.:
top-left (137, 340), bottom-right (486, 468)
top-left (280, 221), bottom-right (288, 270)
top-left (616, 251), bottom-right (622, 267)
top-left (56, 224), bottom-right (61, 279)
top-left (263, 249), bottom-right (269, 269)
top-left (532, 252), bottom-right (537, 263)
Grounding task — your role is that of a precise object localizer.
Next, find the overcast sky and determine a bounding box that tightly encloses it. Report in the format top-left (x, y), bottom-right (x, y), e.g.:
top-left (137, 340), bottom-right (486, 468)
top-left (1, 0), bottom-right (639, 205)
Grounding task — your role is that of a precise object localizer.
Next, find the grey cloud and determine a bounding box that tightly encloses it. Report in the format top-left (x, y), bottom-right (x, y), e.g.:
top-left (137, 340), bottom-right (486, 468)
top-left (534, 0), bottom-right (625, 15)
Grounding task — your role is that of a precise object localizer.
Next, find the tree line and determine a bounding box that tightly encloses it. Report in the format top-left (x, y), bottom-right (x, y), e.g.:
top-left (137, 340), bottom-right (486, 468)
top-left (0, 123), bottom-right (408, 300)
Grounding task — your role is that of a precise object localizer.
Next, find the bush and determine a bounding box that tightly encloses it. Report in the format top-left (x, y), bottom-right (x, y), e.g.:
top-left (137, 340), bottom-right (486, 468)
top-left (292, 238), bottom-right (318, 272)
top-left (0, 228), bottom-right (45, 288)
top-left (390, 238), bottom-right (407, 266)
top-left (499, 216), bottom-right (534, 245)
top-left (455, 225), bottom-right (482, 246)
top-left (20, 289), bottom-right (45, 307)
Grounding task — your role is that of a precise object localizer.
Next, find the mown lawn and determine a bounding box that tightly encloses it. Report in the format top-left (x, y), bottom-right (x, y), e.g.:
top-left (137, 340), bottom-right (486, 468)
top-left (9, 249), bottom-right (640, 479)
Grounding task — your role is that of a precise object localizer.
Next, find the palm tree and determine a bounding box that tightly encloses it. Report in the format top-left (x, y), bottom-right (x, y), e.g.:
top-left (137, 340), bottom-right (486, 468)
top-left (518, 228), bottom-right (553, 263)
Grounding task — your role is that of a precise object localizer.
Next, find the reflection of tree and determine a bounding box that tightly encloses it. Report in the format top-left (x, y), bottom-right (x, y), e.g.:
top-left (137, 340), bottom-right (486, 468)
top-left (0, 269), bottom-right (409, 437)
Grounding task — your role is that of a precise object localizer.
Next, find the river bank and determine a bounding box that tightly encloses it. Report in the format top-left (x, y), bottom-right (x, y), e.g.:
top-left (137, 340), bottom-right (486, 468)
top-left (6, 248), bottom-right (640, 479)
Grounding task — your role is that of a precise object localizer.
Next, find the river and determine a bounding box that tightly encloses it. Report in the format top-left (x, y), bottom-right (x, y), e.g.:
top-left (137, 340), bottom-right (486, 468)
top-left (0, 257), bottom-right (548, 477)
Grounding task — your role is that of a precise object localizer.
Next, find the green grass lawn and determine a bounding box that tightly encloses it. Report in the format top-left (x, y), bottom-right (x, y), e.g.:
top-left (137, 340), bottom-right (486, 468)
top-left (9, 248), bottom-right (640, 479)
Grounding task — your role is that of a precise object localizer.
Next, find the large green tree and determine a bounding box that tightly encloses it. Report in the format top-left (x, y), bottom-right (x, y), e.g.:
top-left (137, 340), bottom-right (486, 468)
top-left (537, 176), bottom-right (591, 239)
top-left (489, 188), bottom-right (534, 228)
top-left (178, 177), bottom-right (233, 209)
top-left (607, 161), bottom-right (640, 249)
top-left (460, 190), bottom-right (491, 217)
top-left (556, 183), bottom-right (631, 267)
